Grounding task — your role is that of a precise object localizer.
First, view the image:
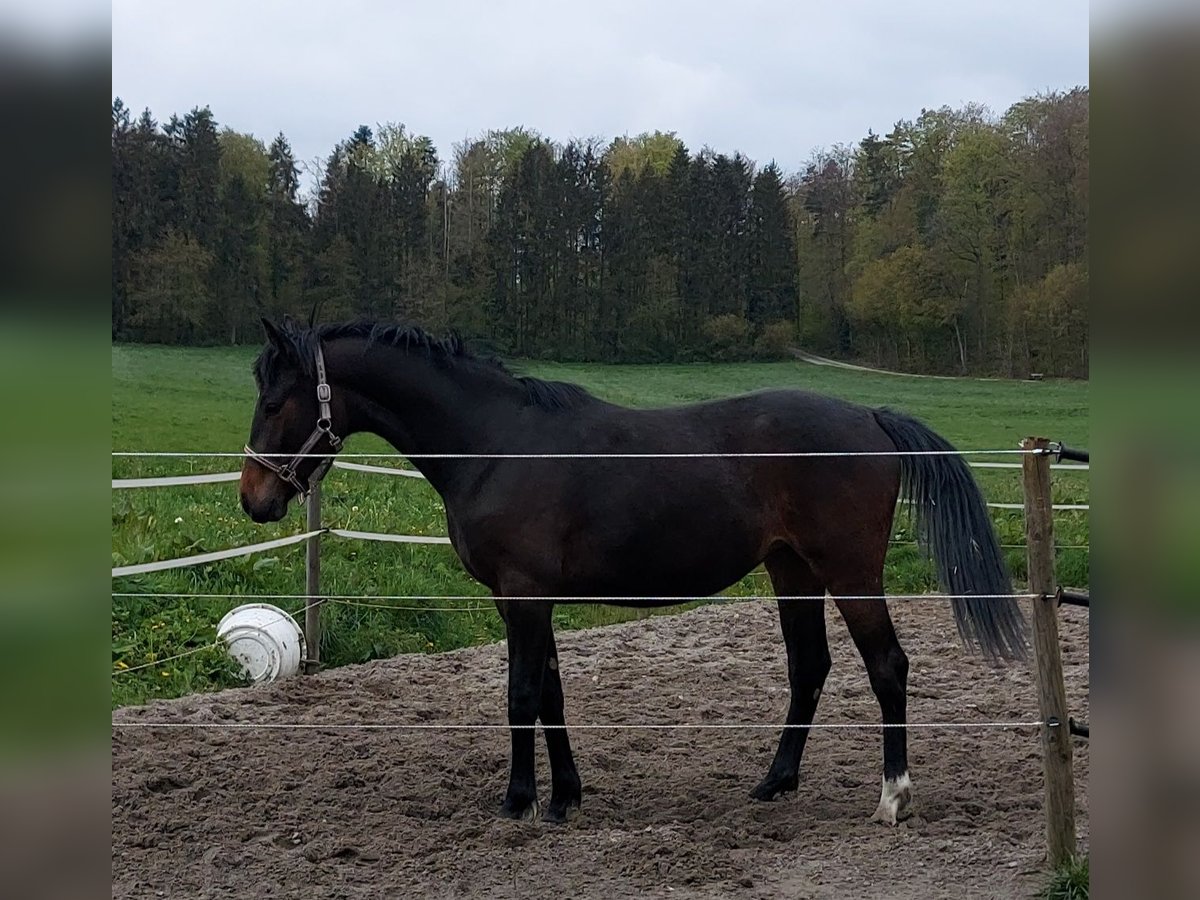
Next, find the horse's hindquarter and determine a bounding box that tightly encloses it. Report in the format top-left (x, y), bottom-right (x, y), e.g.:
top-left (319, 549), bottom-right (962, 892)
top-left (445, 390), bottom-right (900, 598)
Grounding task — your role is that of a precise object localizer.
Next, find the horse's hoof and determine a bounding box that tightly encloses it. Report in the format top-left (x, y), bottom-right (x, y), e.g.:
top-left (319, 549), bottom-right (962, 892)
top-left (499, 796), bottom-right (540, 821)
top-left (871, 773), bottom-right (912, 826)
top-left (542, 800), bottom-right (579, 824)
top-left (544, 779), bottom-right (582, 823)
top-left (750, 773), bottom-right (798, 801)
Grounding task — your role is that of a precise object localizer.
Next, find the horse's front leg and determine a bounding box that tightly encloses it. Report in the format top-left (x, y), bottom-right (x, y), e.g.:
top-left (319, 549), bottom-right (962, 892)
top-left (495, 596), bottom-right (552, 820)
top-left (540, 630), bottom-right (581, 822)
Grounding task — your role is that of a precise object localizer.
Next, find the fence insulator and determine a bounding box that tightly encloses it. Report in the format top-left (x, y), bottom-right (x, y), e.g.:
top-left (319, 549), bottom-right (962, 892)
top-left (1054, 443), bottom-right (1090, 463)
top-left (1056, 588), bottom-right (1090, 608)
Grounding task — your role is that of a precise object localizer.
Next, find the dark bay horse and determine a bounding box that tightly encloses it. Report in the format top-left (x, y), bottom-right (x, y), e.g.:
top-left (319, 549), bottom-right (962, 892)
top-left (239, 318), bottom-right (1026, 825)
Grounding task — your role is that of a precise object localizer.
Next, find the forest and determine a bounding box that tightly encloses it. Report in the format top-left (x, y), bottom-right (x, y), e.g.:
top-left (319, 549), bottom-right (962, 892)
top-left (111, 88), bottom-right (1087, 376)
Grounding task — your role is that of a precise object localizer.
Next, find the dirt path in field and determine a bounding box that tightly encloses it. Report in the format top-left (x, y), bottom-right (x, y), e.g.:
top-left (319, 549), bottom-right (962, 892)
top-left (112, 600), bottom-right (1089, 899)
top-left (789, 347), bottom-right (1009, 382)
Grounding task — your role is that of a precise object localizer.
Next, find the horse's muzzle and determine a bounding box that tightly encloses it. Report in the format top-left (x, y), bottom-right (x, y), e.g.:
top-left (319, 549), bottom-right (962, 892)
top-left (240, 464), bottom-right (291, 523)
top-left (240, 489), bottom-right (288, 524)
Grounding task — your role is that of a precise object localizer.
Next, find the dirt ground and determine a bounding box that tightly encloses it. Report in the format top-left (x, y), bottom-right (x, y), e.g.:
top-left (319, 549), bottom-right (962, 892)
top-left (112, 599), bottom-right (1089, 899)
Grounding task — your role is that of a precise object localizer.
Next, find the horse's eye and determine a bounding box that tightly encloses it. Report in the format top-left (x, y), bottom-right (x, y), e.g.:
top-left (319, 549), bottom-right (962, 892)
top-left (263, 400), bottom-right (283, 416)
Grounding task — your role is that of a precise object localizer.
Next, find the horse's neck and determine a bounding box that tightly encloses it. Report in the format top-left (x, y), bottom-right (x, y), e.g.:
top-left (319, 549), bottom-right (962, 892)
top-left (333, 340), bottom-right (519, 493)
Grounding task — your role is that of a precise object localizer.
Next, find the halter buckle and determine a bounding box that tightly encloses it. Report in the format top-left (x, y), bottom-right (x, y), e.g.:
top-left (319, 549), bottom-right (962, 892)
top-left (316, 383), bottom-right (331, 403)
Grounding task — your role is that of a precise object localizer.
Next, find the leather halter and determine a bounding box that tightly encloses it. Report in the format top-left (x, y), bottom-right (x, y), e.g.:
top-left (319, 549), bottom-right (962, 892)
top-left (243, 342), bottom-right (343, 498)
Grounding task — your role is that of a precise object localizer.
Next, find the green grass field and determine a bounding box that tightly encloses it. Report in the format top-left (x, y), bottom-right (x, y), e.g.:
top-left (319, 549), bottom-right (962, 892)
top-left (111, 344), bottom-right (1089, 708)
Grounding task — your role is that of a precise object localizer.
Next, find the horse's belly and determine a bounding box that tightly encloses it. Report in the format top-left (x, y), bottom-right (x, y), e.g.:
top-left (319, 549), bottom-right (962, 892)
top-left (557, 497), bottom-right (767, 597)
top-left (448, 470), bottom-right (775, 597)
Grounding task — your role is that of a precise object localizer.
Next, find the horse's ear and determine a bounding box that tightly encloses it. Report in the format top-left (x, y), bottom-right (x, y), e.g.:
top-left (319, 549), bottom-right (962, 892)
top-left (261, 317), bottom-right (287, 350)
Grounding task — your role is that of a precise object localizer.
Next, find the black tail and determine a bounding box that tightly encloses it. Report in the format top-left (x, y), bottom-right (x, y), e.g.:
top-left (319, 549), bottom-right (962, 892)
top-left (873, 408), bottom-right (1027, 661)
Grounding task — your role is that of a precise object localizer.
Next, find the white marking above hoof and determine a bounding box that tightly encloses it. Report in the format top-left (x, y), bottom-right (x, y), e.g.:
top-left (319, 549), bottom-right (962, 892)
top-left (871, 772), bottom-right (912, 826)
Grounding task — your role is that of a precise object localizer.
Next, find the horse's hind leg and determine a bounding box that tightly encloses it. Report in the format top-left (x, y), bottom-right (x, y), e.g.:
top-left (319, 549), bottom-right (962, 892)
top-left (539, 630), bottom-right (582, 823)
top-left (751, 548), bottom-right (831, 801)
top-left (829, 578), bottom-right (912, 825)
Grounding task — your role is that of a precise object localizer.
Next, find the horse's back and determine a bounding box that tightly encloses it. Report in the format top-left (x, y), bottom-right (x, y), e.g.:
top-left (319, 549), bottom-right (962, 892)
top-left (609, 387), bottom-right (892, 455)
top-left (450, 386), bottom-right (901, 596)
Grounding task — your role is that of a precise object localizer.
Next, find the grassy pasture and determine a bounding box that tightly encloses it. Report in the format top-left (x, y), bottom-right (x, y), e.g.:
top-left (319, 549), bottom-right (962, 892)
top-left (112, 344), bottom-right (1089, 708)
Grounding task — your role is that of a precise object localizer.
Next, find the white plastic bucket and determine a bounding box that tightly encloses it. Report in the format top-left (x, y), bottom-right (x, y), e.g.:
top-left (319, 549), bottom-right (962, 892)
top-left (216, 603), bottom-right (306, 683)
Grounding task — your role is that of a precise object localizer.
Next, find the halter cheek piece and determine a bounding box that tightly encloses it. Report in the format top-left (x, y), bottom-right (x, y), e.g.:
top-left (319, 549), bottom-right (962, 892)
top-left (243, 342), bottom-right (343, 499)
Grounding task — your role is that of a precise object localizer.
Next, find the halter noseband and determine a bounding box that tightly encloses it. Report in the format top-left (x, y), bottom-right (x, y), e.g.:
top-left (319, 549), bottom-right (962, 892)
top-left (244, 342), bottom-right (343, 499)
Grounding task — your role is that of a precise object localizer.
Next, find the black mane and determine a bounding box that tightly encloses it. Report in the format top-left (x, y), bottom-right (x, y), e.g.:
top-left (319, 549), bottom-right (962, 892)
top-left (253, 318), bottom-right (592, 412)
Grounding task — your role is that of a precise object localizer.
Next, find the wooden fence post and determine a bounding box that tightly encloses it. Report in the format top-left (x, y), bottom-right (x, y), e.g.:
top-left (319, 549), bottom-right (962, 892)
top-left (1021, 436), bottom-right (1076, 866)
top-left (304, 484), bottom-right (322, 674)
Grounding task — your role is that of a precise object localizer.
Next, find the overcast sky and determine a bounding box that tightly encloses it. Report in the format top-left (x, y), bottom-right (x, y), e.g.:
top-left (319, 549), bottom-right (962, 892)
top-left (112, 0), bottom-right (1088, 183)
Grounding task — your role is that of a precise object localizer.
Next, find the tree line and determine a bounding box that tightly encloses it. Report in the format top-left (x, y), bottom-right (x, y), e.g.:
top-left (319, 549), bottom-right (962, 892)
top-left (112, 87), bottom-right (1087, 375)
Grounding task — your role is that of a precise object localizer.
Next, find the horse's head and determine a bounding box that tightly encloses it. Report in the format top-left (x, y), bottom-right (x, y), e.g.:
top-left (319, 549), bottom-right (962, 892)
top-left (240, 317), bottom-right (343, 523)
